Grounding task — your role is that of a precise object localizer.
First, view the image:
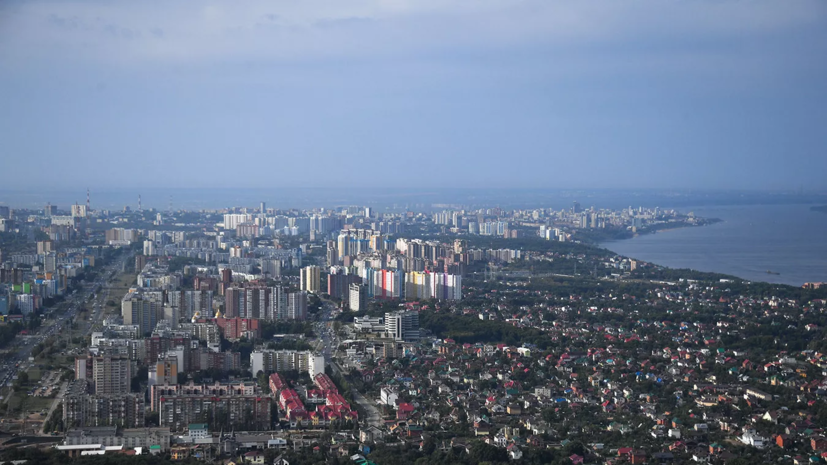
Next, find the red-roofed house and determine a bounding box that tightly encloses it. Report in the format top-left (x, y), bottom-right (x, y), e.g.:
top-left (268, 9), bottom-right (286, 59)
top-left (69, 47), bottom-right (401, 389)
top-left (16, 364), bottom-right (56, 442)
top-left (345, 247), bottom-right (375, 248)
top-left (397, 403), bottom-right (415, 420)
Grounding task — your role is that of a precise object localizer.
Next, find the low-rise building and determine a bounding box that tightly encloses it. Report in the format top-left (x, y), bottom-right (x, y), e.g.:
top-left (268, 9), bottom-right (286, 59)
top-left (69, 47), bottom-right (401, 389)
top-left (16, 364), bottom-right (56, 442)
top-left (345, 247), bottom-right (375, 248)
top-left (62, 426), bottom-right (171, 451)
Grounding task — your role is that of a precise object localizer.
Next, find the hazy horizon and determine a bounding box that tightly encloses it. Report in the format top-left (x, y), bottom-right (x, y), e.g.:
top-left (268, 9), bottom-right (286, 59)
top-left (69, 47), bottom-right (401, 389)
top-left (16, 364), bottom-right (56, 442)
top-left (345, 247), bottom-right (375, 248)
top-left (2, 1), bottom-right (826, 190)
top-left (1, 186), bottom-right (826, 211)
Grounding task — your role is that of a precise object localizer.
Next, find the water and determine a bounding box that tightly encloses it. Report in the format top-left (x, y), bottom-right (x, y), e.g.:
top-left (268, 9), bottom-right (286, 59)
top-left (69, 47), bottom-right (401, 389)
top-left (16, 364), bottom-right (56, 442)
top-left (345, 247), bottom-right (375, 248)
top-left (603, 204), bottom-right (827, 286)
top-left (1, 188), bottom-right (825, 286)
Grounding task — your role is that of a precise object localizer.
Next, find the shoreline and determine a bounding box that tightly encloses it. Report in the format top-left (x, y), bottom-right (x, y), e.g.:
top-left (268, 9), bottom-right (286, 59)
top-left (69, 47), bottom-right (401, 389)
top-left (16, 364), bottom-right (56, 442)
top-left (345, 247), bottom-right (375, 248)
top-left (595, 217), bottom-right (723, 245)
top-left (600, 207), bottom-right (825, 287)
top-left (633, 227), bottom-right (681, 237)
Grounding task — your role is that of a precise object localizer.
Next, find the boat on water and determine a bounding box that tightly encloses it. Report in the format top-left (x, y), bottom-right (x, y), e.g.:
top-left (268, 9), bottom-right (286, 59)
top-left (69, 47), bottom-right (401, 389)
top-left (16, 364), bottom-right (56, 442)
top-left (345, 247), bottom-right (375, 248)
top-left (766, 270), bottom-right (780, 275)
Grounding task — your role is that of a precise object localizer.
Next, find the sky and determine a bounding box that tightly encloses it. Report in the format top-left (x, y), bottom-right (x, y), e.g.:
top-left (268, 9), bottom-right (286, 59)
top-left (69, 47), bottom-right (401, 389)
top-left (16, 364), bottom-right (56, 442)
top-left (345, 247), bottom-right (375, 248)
top-left (1, 0), bottom-right (826, 191)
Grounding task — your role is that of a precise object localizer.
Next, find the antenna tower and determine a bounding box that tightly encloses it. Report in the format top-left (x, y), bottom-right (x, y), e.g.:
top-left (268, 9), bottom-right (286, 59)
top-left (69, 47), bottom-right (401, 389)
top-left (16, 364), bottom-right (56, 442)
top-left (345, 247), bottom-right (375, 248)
top-left (86, 188), bottom-right (91, 214)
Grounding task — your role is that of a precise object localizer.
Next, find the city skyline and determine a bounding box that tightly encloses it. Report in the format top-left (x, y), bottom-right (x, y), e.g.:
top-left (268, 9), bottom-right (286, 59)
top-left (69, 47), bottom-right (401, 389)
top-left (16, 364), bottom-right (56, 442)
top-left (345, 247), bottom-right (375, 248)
top-left (2, 186), bottom-right (827, 212)
top-left (1, 1), bottom-right (826, 190)
top-left (1, 180), bottom-right (827, 461)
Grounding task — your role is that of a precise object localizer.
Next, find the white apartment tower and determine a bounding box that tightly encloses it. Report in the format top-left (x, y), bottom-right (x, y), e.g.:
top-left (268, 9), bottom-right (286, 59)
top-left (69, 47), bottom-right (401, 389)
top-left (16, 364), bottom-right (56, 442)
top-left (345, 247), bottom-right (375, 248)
top-left (300, 266), bottom-right (321, 293)
top-left (349, 283), bottom-right (366, 312)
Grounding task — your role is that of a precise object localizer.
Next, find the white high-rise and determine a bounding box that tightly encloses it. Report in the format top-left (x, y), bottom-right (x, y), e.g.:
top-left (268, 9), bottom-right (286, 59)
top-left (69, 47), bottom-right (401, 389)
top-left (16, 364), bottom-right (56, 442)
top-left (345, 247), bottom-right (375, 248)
top-left (300, 266), bottom-right (321, 293)
top-left (385, 310), bottom-right (420, 342)
top-left (250, 350), bottom-right (325, 378)
top-left (223, 213), bottom-right (249, 230)
top-left (349, 283), bottom-right (366, 312)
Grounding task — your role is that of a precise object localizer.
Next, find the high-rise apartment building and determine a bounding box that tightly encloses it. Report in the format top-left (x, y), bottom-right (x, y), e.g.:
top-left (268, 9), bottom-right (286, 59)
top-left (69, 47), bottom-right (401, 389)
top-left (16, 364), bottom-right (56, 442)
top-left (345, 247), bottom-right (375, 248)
top-left (327, 268), bottom-right (361, 300)
top-left (62, 380), bottom-right (145, 429)
top-left (287, 291), bottom-right (308, 321)
top-left (223, 285), bottom-right (239, 319)
top-left (214, 317), bottom-right (261, 340)
top-left (168, 290), bottom-right (214, 320)
top-left (362, 268), bottom-right (405, 299)
top-left (43, 253), bottom-right (57, 273)
top-left (326, 246), bottom-right (338, 267)
top-left (224, 284), bottom-right (284, 320)
top-left (302, 264), bottom-right (320, 290)
top-left (105, 228), bottom-right (139, 244)
top-left (134, 255), bottom-right (147, 273)
top-left (158, 393), bottom-right (270, 432)
top-left (405, 271), bottom-right (432, 300)
top-left (348, 283), bottom-right (366, 312)
top-left (122, 291), bottom-right (164, 335)
top-left (15, 294), bottom-right (35, 314)
top-left (311, 215), bottom-right (338, 235)
top-left (236, 222), bottom-right (259, 239)
top-left (150, 355), bottom-right (178, 386)
top-left (71, 204), bottom-right (88, 218)
top-left (404, 271), bottom-right (461, 301)
top-left (222, 213), bottom-right (249, 231)
top-left (431, 273), bottom-right (462, 301)
top-left (92, 356), bottom-right (132, 395)
top-left (75, 355), bottom-right (93, 381)
top-left (337, 233), bottom-right (351, 259)
top-left (150, 382), bottom-right (271, 432)
top-left (260, 258), bottom-right (281, 278)
top-left (36, 240), bottom-right (53, 255)
top-left (300, 266), bottom-right (321, 293)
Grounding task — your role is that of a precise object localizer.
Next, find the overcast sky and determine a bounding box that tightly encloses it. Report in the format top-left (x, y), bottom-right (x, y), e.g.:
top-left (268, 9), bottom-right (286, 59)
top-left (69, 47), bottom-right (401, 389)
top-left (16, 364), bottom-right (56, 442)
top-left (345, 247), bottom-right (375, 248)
top-left (1, 1), bottom-right (826, 191)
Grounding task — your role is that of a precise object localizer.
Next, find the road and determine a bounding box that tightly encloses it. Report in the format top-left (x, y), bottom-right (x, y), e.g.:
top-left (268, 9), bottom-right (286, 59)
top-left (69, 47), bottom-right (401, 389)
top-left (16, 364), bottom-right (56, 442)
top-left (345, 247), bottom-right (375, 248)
top-left (0, 252), bottom-right (132, 412)
top-left (313, 301), bottom-right (384, 430)
top-left (314, 301), bottom-right (337, 365)
top-left (27, 252), bottom-right (132, 435)
top-left (351, 388), bottom-right (383, 429)
top-left (41, 380), bottom-right (67, 434)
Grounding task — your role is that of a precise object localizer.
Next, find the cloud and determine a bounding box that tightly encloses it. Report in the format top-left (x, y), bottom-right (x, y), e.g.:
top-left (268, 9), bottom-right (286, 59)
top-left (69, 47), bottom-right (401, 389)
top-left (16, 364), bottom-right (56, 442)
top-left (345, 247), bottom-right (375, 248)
top-left (314, 16), bottom-right (373, 30)
top-left (1, 0), bottom-right (824, 69)
top-left (0, 0), bottom-right (825, 191)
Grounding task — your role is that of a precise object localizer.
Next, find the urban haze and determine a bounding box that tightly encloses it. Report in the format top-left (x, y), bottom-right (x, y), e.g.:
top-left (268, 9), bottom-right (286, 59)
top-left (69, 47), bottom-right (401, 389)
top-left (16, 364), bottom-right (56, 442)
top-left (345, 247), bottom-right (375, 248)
top-left (1, 2), bottom-right (827, 465)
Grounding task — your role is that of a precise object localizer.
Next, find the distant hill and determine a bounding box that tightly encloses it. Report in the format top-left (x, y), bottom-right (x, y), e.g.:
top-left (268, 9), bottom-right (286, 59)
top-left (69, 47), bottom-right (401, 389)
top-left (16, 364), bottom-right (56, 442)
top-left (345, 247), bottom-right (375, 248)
top-left (811, 205), bottom-right (827, 214)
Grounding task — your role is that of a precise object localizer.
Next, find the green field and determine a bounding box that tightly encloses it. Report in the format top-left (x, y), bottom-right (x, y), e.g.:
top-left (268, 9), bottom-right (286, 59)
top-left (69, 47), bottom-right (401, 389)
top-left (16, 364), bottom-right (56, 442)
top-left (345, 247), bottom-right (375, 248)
top-left (27, 368), bottom-right (42, 382)
top-left (109, 272), bottom-right (138, 296)
top-left (8, 391), bottom-right (53, 413)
